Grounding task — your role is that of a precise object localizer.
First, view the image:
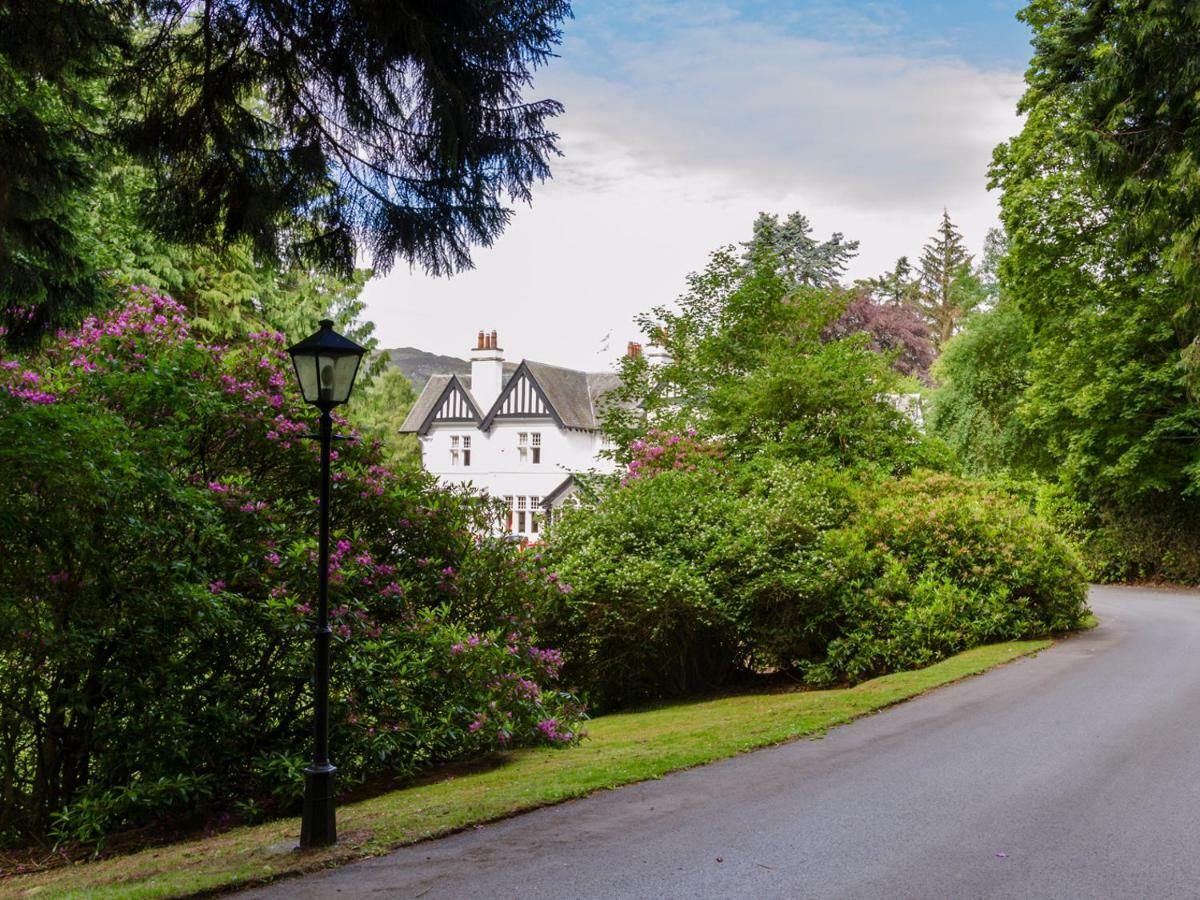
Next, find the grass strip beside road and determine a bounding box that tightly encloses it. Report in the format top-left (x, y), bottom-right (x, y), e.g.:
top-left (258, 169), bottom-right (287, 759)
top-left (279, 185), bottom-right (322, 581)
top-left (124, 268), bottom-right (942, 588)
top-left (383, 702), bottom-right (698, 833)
top-left (5, 638), bottom-right (1054, 900)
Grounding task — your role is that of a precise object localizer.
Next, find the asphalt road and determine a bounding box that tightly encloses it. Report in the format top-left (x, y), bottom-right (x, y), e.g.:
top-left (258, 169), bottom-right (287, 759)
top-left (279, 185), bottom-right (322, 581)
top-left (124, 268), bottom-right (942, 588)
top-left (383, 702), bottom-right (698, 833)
top-left (247, 585), bottom-right (1200, 899)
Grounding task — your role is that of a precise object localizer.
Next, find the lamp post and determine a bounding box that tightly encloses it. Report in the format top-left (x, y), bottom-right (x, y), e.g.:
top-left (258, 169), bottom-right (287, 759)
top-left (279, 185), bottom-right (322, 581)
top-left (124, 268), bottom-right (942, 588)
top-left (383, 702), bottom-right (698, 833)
top-left (287, 319), bottom-right (367, 849)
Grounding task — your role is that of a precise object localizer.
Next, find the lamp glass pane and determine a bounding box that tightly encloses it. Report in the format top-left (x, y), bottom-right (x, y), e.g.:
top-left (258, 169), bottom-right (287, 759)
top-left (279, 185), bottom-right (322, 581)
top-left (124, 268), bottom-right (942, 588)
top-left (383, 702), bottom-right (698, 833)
top-left (316, 353), bottom-right (362, 405)
top-left (292, 354), bottom-right (321, 404)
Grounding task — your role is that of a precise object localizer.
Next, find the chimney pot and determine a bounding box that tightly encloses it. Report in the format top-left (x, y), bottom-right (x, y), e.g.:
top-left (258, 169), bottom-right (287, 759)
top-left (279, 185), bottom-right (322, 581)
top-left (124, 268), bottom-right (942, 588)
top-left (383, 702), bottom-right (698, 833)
top-left (490, 329), bottom-right (498, 349)
top-left (627, 341), bottom-right (643, 358)
top-left (476, 330), bottom-right (485, 350)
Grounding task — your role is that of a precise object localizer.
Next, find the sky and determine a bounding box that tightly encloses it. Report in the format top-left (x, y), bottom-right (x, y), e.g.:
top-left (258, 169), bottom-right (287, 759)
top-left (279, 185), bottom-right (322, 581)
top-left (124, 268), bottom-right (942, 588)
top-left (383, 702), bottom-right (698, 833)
top-left (360, 0), bottom-right (1034, 370)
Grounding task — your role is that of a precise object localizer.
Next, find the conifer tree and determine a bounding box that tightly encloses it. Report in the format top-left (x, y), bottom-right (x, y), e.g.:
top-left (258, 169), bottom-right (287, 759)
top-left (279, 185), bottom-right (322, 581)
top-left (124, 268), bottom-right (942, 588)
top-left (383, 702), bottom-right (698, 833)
top-left (743, 211), bottom-right (859, 289)
top-left (0, 0), bottom-right (572, 344)
top-left (859, 256), bottom-right (920, 307)
top-left (916, 210), bottom-right (982, 347)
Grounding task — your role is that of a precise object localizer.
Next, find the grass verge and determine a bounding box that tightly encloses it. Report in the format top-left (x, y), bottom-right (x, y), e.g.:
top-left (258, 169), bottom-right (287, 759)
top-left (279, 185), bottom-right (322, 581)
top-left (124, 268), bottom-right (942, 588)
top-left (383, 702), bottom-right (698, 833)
top-left (5, 638), bottom-right (1053, 899)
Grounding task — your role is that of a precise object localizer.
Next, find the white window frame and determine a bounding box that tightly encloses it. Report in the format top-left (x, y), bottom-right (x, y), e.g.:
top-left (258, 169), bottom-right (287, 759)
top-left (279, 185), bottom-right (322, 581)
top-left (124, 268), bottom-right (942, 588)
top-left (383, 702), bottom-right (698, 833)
top-left (462, 435), bottom-right (471, 467)
top-left (531, 432), bottom-right (541, 464)
top-left (449, 435), bottom-right (460, 466)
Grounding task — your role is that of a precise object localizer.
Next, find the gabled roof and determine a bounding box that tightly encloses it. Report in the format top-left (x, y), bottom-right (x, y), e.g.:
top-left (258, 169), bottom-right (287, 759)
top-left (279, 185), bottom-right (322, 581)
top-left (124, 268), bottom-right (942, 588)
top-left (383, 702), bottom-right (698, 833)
top-left (402, 359), bottom-right (623, 434)
top-left (541, 475), bottom-right (578, 509)
top-left (399, 374), bottom-right (483, 434)
top-left (480, 360), bottom-right (619, 431)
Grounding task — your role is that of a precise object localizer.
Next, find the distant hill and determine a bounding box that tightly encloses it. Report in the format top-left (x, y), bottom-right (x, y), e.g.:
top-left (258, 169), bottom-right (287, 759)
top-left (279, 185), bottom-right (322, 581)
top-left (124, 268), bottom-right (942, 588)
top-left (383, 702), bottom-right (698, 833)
top-left (378, 347), bottom-right (469, 390)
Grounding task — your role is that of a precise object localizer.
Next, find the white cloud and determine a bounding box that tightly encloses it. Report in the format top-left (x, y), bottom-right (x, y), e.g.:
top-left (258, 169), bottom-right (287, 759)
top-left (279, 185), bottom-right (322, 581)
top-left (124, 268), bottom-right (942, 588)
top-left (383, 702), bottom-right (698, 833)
top-left (361, 11), bottom-right (1024, 370)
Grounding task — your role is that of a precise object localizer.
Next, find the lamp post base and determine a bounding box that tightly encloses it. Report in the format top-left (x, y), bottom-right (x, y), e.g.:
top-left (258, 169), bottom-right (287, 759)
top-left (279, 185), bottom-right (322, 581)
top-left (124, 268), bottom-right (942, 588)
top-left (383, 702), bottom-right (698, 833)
top-left (299, 764), bottom-right (337, 848)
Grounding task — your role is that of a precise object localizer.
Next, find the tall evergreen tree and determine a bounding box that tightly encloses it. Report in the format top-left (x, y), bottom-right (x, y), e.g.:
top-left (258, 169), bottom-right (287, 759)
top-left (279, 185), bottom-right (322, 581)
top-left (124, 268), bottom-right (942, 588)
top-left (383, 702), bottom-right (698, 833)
top-left (0, 0), bottom-right (572, 344)
top-left (743, 211), bottom-right (859, 290)
top-left (858, 256), bottom-right (920, 307)
top-left (916, 210), bottom-right (982, 347)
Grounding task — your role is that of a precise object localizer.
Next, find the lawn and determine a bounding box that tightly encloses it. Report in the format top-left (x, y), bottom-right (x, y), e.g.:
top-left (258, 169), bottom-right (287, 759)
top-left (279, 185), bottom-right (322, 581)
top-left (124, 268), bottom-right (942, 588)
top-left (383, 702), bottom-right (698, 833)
top-left (3, 637), bottom-right (1056, 899)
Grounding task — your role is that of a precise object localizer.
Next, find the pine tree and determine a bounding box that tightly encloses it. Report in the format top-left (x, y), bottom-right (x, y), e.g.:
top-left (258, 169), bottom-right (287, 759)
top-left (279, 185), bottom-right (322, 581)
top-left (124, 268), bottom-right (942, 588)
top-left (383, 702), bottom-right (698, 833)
top-left (917, 210), bottom-right (981, 347)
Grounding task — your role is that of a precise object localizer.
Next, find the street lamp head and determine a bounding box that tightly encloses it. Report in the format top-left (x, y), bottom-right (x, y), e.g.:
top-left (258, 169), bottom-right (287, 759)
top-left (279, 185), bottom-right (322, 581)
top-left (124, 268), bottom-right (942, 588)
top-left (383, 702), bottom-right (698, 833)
top-left (287, 319), bottom-right (367, 410)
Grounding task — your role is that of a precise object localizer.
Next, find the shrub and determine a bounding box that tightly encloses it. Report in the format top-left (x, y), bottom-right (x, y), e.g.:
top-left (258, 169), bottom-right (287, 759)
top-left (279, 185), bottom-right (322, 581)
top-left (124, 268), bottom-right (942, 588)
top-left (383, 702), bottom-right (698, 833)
top-left (542, 452), bottom-right (1088, 709)
top-left (540, 457), bottom-right (860, 710)
top-left (804, 473), bottom-right (1088, 684)
top-left (0, 289), bottom-right (582, 848)
top-left (538, 468), bottom-right (744, 710)
top-left (1035, 485), bottom-right (1200, 585)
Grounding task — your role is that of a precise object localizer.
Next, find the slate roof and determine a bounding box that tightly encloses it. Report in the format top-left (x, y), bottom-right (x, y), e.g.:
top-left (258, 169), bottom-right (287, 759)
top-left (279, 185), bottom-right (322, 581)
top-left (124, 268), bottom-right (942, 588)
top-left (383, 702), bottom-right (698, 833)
top-left (400, 360), bottom-right (622, 433)
top-left (399, 374), bottom-right (453, 433)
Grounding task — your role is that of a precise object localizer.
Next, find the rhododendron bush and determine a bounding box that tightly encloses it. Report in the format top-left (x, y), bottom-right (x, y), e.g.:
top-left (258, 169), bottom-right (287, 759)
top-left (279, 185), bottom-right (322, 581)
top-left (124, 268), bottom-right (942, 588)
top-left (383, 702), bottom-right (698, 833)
top-left (540, 441), bottom-right (1088, 711)
top-left (0, 288), bottom-right (581, 847)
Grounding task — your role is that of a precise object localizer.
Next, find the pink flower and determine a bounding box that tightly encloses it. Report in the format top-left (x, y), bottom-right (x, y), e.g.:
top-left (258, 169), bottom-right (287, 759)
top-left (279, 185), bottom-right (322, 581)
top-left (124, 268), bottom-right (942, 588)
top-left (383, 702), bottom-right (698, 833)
top-left (208, 580), bottom-right (226, 593)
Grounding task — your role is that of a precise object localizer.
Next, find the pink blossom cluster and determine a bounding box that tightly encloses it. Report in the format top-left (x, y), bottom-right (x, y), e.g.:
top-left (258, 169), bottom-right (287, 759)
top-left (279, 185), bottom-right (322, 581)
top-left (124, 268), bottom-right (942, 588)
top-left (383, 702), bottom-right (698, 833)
top-left (623, 427), bottom-right (722, 485)
top-left (536, 718), bottom-right (575, 743)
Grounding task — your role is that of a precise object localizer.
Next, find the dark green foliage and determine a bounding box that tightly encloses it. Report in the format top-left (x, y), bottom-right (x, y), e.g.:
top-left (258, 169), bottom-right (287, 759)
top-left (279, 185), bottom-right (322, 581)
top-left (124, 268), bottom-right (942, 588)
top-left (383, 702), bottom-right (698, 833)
top-left (0, 292), bottom-right (580, 847)
top-left (1022, 0), bottom-right (1200, 290)
top-left (0, 0), bottom-right (571, 342)
top-left (808, 473), bottom-right (1087, 684)
top-left (0, 0), bottom-right (125, 342)
top-left (540, 465), bottom-right (1086, 710)
top-left (975, 7), bottom-right (1200, 581)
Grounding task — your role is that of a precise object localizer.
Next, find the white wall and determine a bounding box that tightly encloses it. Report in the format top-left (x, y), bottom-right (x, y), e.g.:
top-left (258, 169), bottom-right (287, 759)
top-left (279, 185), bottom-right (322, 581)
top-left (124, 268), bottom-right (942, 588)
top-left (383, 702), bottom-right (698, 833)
top-left (419, 418), bottom-right (616, 536)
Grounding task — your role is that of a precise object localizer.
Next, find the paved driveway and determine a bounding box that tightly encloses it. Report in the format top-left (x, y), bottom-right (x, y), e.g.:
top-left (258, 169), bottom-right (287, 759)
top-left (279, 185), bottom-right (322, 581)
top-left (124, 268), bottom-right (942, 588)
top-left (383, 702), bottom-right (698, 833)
top-left (246, 586), bottom-right (1200, 899)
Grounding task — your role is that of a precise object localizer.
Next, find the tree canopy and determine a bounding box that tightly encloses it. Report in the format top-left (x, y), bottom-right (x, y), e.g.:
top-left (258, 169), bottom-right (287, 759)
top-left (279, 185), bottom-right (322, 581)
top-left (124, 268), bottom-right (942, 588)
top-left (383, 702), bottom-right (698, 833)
top-left (0, 0), bottom-right (571, 343)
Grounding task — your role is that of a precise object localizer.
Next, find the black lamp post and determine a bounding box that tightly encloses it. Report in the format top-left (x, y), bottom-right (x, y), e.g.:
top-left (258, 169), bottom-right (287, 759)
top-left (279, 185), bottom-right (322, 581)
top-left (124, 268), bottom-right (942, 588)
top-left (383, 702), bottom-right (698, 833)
top-left (287, 319), bottom-right (366, 848)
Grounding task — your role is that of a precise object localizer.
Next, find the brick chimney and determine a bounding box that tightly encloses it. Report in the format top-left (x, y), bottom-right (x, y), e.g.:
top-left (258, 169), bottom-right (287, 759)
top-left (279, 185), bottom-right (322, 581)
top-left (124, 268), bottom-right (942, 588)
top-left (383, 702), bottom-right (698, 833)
top-left (470, 328), bottom-right (504, 410)
top-left (626, 341), bottom-right (643, 358)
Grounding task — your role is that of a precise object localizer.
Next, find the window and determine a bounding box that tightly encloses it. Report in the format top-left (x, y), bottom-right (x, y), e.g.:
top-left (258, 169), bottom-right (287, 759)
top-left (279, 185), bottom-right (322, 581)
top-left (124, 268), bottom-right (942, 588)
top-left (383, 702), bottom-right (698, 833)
top-left (462, 435), bottom-right (471, 467)
top-left (516, 495), bottom-right (527, 533)
top-left (531, 432), bottom-right (541, 464)
top-left (517, 431), bottom-right (528, 463)
top-left (530, 497), bottom-right (541, 533)
top-left (449, 435), bottom-right (460, 466)
top-left (504, 496), bottom-right (513, 532)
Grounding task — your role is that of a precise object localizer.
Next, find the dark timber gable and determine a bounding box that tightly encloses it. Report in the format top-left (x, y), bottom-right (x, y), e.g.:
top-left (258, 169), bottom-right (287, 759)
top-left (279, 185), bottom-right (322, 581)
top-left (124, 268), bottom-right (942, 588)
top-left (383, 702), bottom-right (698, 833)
top-left (418, 375), bottom-right (482, 434)
top-left (480, 361), bottom-right (563, 430)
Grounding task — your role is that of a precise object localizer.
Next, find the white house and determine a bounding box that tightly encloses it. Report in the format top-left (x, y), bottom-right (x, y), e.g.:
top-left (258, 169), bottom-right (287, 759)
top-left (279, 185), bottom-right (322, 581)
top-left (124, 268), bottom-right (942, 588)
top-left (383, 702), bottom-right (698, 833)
top-left (400, 330), bottom-right (630, 539)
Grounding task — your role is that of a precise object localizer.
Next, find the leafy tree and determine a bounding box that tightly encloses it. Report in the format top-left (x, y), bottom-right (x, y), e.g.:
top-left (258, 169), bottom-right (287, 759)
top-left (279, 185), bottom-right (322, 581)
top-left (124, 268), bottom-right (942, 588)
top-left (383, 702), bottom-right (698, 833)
top-left (928, 300), bottom-right (1036, 474)
top-left (0, 0), bottom-right (572, 343)
top-left (742, 211), bottom-right (860, 289)
top-left (352, 367), bottom-right (422, 469)
top-left (987, 27), bottom-right (1200, 580)
top-left (993, 74), bottom-right (1199, 506)
top-left (916, 210), bottom-right (983, 347)
top-left (604, 238), bottom-right (932, 476)
top-left (821, 292), bottom-right (935, 381)
top-left (1021, 0), bottom-right (1200, 294)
